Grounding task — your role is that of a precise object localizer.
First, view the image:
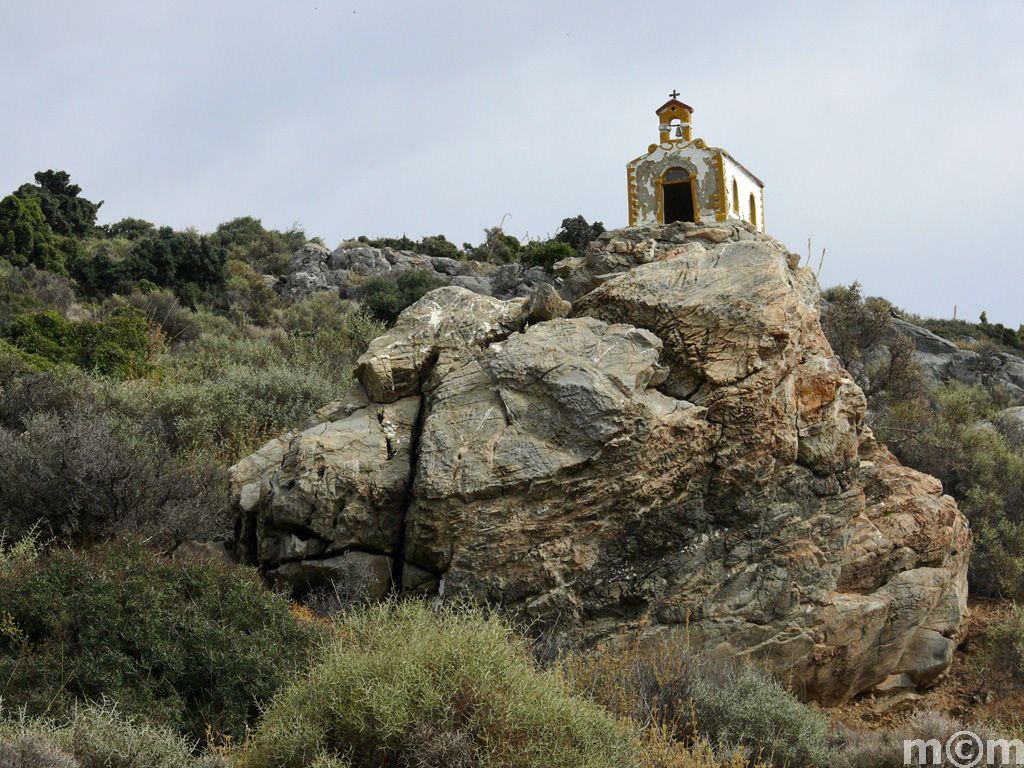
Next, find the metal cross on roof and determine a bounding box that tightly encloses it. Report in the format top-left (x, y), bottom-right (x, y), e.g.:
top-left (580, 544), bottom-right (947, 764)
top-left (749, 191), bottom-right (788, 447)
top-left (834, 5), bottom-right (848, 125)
top-left (669, 90), bottom-right (680, 99)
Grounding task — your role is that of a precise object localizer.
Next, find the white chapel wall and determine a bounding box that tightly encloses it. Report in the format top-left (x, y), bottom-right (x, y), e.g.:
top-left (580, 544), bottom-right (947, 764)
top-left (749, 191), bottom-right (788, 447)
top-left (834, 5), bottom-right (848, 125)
top-left (722, 154), bottom-right (764, 231)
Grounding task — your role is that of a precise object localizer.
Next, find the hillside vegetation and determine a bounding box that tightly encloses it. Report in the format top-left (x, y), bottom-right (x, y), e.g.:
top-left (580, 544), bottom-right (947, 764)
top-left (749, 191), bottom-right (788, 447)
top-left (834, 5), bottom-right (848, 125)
top-left (1, 171), bottom-right (1022, 765)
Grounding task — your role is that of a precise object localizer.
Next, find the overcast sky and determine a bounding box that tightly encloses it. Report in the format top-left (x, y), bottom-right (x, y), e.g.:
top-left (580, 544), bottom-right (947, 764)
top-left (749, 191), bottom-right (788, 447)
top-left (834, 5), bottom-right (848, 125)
top-left (2, 1), bottom-right (1022, 324)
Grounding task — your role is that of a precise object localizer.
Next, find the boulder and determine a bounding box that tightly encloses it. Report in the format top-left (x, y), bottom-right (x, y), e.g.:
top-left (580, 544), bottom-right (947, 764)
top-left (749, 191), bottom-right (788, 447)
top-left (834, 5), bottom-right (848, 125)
top-left (355, 286), bottom-right (528, 402)
top-left (526, 282), bottom-right (572, 323)
top-left (233, 384), bottom-right (420, 570)
top-left (232, 222), bottom-right (971, 706)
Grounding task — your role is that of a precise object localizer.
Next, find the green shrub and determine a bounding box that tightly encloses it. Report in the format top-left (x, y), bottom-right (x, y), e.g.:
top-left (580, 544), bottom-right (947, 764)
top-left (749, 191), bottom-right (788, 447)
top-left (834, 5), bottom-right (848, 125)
top-left (0, 539), bottom-right (326, 742)
top-left (105, 338), bottom-right (348, 460)
top-left (221, 259), bottom-right (279, 325)
top-left (96, 295), bottom-right (380, 462)
top-left (983, 604), bottom-right (1024, 679)
top-left (464, 226), bottom-right (521, 264)
top-left (0, 195), bottom-right (69, 274)
top-left (520, 240), bottom-right (574, 271)
top-left (14, 170), bottom-right (102, 240)
top-left (4, 307), bottom-right (156, 378)
top-left (821, 282), bottom-right (928, 406)
top-left (554, 215), bottom-right (605, 254)
top-left (72, 239), bottom-right (134, 296)
top-left (276, 293), bottom-right (383, 371)
top-left (102, 216), bottom-right (157, 241)
top-left (357, 269), bottom-right (448, 324)
top-left (562, 633), bottom-right (834, 768)
top-left (356, 233), bottom-right (463, 260)
top-left (128, 227), bottom-right (226, 292)
top-left (241, 600), bottom-right (633, 768)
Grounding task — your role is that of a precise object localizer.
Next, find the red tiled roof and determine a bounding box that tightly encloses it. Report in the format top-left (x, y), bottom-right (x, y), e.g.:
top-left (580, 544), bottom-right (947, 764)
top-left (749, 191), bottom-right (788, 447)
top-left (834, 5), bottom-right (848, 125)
top-left (656, 99), bottom-right (694, 115)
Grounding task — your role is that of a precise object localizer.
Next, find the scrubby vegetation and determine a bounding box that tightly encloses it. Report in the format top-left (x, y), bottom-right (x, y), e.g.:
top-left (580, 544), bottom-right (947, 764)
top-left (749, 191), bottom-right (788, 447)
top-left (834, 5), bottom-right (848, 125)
top-left (831, 710), bottom-right (1008, 768)
top-left (241, 601), bottom-right (634, 768)
top-left (0, 538), bottom-right (326, 742)
top-left (913, 310), bottom-right (1024, 357)
top-left (0, 702), bottom-right (223, 768)
top-left (562, 634), bottom-right (834, 768)
top-left (357, 268), bottom-right (449, 324)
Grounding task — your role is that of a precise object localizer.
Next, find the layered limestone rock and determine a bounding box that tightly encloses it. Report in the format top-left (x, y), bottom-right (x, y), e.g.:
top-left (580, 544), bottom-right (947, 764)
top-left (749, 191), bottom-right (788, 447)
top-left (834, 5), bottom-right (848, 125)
top-left (231, 221), bottom-right (971, 706)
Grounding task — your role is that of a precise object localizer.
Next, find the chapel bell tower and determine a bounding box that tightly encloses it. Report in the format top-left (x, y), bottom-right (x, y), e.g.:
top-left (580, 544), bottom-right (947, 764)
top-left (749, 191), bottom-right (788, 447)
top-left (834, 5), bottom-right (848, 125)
top-left (627, 93), bottom-right (765, 231)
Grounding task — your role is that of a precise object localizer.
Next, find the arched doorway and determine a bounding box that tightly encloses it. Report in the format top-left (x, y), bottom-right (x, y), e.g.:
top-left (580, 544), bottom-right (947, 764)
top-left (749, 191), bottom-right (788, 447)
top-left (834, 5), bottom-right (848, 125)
top-left (662, 168), bottom-right (696, 224)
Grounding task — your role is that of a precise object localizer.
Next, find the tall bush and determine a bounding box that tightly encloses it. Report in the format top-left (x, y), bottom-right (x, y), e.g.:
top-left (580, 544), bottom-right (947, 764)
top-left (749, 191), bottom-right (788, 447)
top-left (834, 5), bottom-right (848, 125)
top-left (0, 409), bottom-right (226, 544)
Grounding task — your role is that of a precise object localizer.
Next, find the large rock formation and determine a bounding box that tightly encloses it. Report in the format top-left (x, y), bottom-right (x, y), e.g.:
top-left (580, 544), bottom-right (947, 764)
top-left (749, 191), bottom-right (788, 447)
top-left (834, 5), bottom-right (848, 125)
top-left (232, 221), bottom-right (970, 706)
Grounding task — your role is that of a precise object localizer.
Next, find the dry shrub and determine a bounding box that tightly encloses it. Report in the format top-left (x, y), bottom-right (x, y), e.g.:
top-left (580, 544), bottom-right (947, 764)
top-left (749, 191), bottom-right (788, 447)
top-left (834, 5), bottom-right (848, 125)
top-left (561, 632), bottom-right (833, 768)
top-left (0, 408), bottom-right (227, 545)
top-left (0, 703), bottom-right (204, 768)
top-left (403, 723), bottom-right (477, 768)
top-left (834, 710), bottom-right (1013, 767)
top-left (0, 365), bottom-right (96, 432)
top-left (0, 734), bottom-right (79, 768)
top-left (635, 724), bottom-right (753, 768)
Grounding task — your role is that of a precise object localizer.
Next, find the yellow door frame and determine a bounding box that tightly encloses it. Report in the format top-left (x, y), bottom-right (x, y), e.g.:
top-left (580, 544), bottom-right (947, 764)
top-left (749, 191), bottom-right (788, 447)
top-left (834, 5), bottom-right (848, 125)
top-left (655, 168), bottom-right (700, 225)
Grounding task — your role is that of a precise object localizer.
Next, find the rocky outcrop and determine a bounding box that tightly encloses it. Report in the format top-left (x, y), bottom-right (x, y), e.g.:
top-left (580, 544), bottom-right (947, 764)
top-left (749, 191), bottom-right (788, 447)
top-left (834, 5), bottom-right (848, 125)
top-left (905, 325), bottom-right (1024, 400)
top-left (878, 316), bottom-right (1024, 399)
top-left (275, 241), bottom-right (555, 301)
top-left (232, 220), bottom-right (971, 706)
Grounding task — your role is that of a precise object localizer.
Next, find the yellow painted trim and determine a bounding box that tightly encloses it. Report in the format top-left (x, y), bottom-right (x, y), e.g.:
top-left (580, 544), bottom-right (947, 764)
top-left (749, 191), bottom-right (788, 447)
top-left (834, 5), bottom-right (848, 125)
top-left (627, 167), bottom-right (637, 226)
top-left (715, 152), bottom-right (728, 222)
top-left (657, 102), bottom-right (693, 143)
top-left (691, 171), bottom-right (701, 223)
top-left (749, 193), bottom-right (757, 229)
